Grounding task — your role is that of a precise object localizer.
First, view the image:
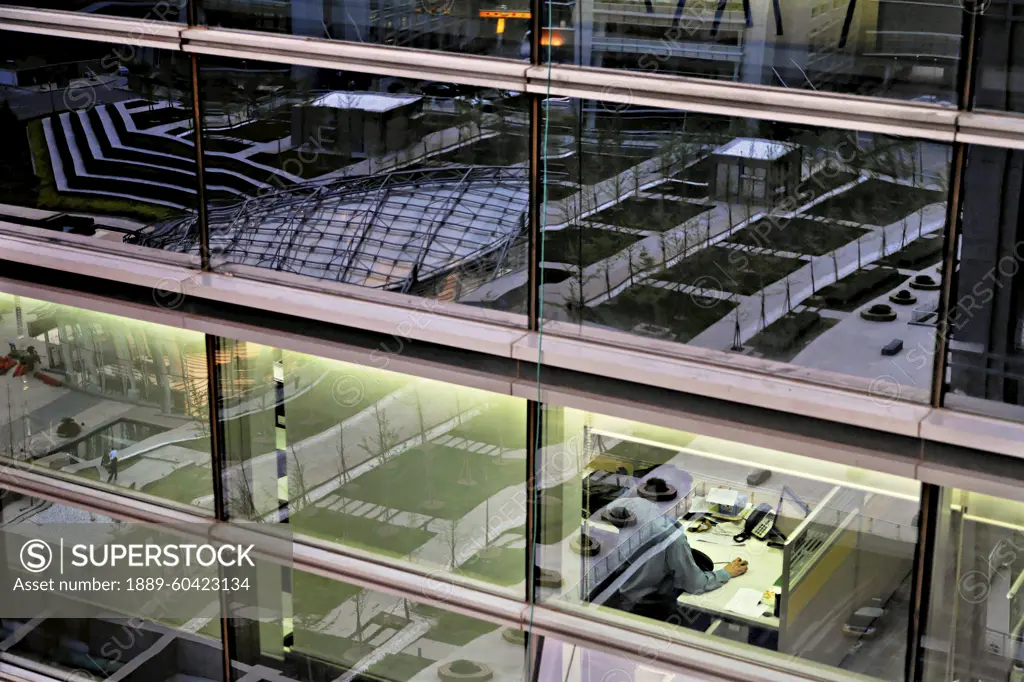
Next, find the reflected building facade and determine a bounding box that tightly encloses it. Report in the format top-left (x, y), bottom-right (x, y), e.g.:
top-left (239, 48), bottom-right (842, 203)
top-left (3, 3), bottom-right (1024, 682)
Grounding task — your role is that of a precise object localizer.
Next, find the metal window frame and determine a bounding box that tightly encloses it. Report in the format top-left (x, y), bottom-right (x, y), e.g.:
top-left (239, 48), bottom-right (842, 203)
top-left (0, 8), bottom-right (1023, 149)
top-left (0, 466), bottom-right (915, 682)
top-left (8, 233), bottom-right (1024, 458)
top-left (0, 6), bottom-right (1023, 682)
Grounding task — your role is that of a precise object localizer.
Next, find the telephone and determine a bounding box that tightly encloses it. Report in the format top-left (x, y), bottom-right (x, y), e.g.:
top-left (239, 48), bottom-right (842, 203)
top-left (733, 503), bottom-right (776, 542)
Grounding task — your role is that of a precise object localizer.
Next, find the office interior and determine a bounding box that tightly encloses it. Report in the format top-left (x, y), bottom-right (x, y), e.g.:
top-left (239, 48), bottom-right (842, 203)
top-left (537, 407), bottom-right (923, 674)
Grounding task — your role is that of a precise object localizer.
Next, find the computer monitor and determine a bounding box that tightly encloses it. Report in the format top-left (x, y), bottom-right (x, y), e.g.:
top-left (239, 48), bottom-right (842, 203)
top-left (773, 486), bottom-right (812, 540)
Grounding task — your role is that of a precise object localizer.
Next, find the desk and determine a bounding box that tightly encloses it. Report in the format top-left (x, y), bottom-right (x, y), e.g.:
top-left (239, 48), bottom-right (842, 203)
top-left (677, 527), bottom-right (783, 630)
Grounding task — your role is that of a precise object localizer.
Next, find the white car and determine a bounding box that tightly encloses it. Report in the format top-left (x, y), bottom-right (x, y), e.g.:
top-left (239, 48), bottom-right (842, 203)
top-left (842, 601), bottom-right (885, 638)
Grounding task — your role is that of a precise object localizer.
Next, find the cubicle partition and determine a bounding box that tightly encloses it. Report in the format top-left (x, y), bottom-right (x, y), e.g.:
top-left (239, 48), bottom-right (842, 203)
top-left (780, 486), bottom-right (918, 669)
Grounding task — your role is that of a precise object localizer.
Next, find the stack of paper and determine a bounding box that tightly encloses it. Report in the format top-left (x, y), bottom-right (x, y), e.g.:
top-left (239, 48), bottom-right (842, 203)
top-left (724, 588), bottom-right (767, 617)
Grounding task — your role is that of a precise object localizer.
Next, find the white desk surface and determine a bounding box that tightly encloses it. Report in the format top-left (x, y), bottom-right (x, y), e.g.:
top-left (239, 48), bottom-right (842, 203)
top-left (677, 526), bottom-right (783, 630)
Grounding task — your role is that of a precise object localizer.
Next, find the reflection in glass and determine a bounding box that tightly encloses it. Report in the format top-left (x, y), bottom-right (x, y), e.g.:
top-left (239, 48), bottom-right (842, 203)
top-left (0, 32), bottom-right (198, 245)
top-left (0, 292), bottom-right (213, 509)
top-left (974, 0), bottom-right (1024, 113)
top-left (228, 568), bottom-right (526, 682)
top-left (922, 489), bottom-right (1024, 681)
top-left (1, 0), bottom-right (185, 20)
top-left (198, 0), bottom-right (528, 60)
top-left (216, 340), bottom-right (528, 592)
top-left (0, 491), bottom-right (223, 679)
top-left (537, 405), bottom-right (921, 677)
top-left (541, 102), bottom-right (952, 399)
top-left (546, 0), bottom-right (962, 101)
top-left (128, 59), bottom-right (531, 316)
top-left (945, 143), bottom-right (1024, 421)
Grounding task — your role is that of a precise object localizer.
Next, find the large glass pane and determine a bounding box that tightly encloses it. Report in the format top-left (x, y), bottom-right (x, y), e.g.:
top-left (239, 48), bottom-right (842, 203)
top-left (226, 567), bottom-right (527, 682)
top-left (3, 0), bottom-right (185, 20)
top-left (0, 32), bottom-right (201, 254)
top-left (129, 57), bottom-right (530, 319)
top-left (920, 488), bottom-right (1024, 681)
top-left (0, 289), bottom-right (213, 510)
top-left (944, 142), bottom-right (1024, 421)
top-left (197, 0), bottom-right (527, 60)
top-left (536, 404), bottom-right (922, 678)
top-left (541, 100), bottom-right (952, 401)
top-left (974, 0), bottom-right (1024, 113)
top-left (216, 339), bottom-right (528, 594)
top-left (545, 0), bottom-right (962, 101)
top-left (0, 490), bottom-right (223, 681)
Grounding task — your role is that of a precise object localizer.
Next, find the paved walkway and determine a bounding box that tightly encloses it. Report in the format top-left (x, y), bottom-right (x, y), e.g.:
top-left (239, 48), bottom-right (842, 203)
top-left (690, 203), bottom-right (947, 350)
top-left (793, 262), bottom-right (941, 392)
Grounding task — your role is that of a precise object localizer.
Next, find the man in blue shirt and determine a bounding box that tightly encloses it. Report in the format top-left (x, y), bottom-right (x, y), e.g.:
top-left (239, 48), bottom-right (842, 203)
top-left (107, 449), bottom-right (118, 483)
top-left (606, 497), bottom-right (748, 624)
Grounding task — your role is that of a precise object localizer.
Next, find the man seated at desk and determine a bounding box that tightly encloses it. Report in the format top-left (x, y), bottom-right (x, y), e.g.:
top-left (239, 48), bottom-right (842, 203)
top-left (604, 497), bottom-right (748, 626)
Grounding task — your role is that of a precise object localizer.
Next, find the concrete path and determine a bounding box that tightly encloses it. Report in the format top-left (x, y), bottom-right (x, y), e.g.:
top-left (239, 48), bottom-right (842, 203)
top-left (690, 203), bottom-right (947, 350)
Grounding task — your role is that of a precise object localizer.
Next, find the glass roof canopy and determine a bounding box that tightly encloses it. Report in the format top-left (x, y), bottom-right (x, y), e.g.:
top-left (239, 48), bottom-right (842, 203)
top-left (131, 165), bottom-right (529, 293)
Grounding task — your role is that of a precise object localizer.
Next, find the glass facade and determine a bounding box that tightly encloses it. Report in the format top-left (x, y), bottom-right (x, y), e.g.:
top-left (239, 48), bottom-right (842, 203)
top-left (0, 488), bottom-right (526, 682)
top-left (922, 488), bottom-right (1024, 681)
top-left (974, 0), bottom-right (1024, 113)
top-left (543, 0), bottom-right (962, 101)
top-left (944, 142), bottom-right (1024, 420)
top-left (2, 281), bottom-right (1024, 682)
top-left (179, 58), bottom-right (527, 313)
top-left (536, 404), bottom-right (921, 677)
top-left (0, 291), bottom-right (213, 510)
top-left (225, 567), bottom-right (527, 682)
top-left (216, 339), bottom-right (528, 591)
top-left (197, 0), bottom-right (527, 59)
top-left (2, 1), bottom-right (1024, 681)
top-left (4, 0), bottom-right (186, 20)
top-left (542, 102), bottom-right (951, 400)
top-left (0, 32), bottom-right (198, 242)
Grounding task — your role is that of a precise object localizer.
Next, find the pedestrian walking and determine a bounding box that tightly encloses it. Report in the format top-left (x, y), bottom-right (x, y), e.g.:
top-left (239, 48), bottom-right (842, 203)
top-left (107, 449), bottom-right (118, 483)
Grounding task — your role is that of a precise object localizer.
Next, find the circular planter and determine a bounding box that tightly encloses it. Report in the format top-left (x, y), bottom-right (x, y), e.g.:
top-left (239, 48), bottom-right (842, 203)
top-left (638, 477), bottom-right (677, 502)
top-left (56, 419), bottom-right (81, 439)
top-left (570, 533), bottom-right (601, 556)
top-left (889, 289), bottom-right (917, 305)
top-left (501, 628), bottom-right (527, 645)
top-left (533, 567), bottom-right (563, 588)
top-left (861, 304), bottom-right (897, 322)
top-left (438, 660), bottom-right (494, 682)
top-left (909, 274), bottom-right (941, 291)
top-left (421, 499), bottom-right (447, 512)
top-left (601, 506), bottom-right (637, 528)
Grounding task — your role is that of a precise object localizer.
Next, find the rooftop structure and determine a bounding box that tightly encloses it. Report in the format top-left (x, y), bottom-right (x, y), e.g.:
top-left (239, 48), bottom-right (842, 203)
top-left (309, 91), bottom-right (423, 112)
top-left (713, 137), bottom-right (798, 161)
top-left (131, 166), bottom-right (529, 292)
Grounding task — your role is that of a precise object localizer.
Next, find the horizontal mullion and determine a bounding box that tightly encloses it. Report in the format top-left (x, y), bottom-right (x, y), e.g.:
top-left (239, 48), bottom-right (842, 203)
top-left (0, 5), bottom-right (180, 47)
top-left (4, 8), bottom-right (1022, 147)
top-left (180, 26), bottom-right (530, 91)
top-left (0, 230), bottom-right (528, 358)
top-left (0, 466), bottom-right (848, 682)
top-left (957, 111), bottom-right (1024, 150)
top-left (528, 604), bottom-right (867, 682)
top-left (527, 64), bottom-right (960, 143)
top-left (6, 234), bottom-right (1024, 465)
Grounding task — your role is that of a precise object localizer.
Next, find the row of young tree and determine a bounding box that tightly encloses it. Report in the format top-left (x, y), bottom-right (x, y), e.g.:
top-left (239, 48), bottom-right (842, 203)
top-left (545, 115), bottom-right (949, 345)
